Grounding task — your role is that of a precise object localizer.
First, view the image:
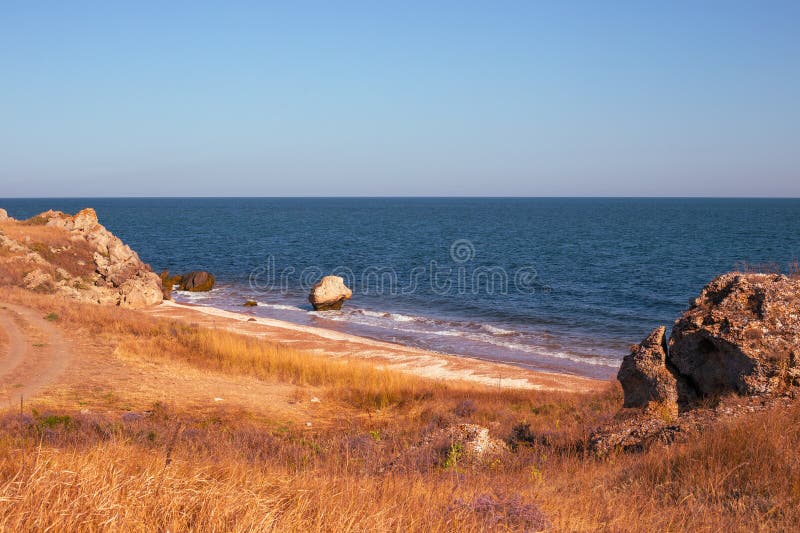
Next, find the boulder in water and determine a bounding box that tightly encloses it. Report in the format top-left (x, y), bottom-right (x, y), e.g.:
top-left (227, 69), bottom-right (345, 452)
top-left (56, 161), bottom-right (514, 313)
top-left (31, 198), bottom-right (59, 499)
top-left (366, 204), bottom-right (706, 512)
top-left (308, 275), bottom-right (352, 311)
top-left (179, 271), bottom-right (215, 292)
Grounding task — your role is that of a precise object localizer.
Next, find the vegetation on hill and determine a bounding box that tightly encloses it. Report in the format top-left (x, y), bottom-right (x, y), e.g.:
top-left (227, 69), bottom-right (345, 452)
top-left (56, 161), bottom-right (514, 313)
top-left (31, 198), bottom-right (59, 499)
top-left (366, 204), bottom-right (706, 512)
top-left (0, 288), bottom-right (798, 531)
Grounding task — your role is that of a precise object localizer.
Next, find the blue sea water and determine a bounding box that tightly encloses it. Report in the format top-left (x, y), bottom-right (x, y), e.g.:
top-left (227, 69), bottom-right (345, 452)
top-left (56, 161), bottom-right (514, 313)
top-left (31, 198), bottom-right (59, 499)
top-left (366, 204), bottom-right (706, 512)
top-left (3, 198), bottom-right (800, 379)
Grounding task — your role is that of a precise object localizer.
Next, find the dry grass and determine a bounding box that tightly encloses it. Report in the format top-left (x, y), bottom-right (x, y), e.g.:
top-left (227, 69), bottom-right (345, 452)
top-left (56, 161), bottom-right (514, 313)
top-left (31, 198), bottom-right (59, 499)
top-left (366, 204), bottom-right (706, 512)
top-left (0, 289), bottom-right (798, 531)
top-left (0, 220), bottom-right (97, 285)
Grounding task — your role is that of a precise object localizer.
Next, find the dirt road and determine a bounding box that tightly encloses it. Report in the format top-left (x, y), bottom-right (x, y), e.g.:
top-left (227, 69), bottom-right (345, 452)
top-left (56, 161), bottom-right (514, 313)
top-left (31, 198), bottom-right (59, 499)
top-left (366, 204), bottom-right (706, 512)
top-left (0, 303), bottom-right (73, 404)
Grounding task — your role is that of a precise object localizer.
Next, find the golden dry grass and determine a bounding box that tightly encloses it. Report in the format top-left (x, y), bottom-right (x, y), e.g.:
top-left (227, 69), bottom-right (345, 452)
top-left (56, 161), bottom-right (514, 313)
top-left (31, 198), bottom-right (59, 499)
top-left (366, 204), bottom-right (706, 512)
top-left (0, 288), bottom-right (798, 531)
top-left (0, 219), bottom-right (97, 286)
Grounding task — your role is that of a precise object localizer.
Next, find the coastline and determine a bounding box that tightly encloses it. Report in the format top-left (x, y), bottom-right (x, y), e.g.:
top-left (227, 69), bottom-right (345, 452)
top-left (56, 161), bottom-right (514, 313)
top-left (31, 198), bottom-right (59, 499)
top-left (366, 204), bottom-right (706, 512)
top-left (148, 300), bottom-right (609, 393)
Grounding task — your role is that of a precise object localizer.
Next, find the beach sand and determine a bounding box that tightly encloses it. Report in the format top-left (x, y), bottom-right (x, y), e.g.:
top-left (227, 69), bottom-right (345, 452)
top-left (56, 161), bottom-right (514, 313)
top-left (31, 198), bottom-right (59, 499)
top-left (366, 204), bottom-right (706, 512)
top-left (147, 300), bottom-right (608, 393)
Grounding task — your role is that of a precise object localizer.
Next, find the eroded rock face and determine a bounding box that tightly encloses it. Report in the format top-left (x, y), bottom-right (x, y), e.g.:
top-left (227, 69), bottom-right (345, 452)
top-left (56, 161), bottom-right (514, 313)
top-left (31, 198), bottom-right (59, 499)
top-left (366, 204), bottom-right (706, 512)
top-left (308, 275), bottom-right (352, 311)
top-left (179, 271), bottom-right (215, 292)
top-left (618, 273), bottom-right (800, 414)
top-left (0, 208), bottom-right (162, 308)
top-left (669, 273), bottom-right (800, 398)
top-left (618, 326), bottom-right (678, 411)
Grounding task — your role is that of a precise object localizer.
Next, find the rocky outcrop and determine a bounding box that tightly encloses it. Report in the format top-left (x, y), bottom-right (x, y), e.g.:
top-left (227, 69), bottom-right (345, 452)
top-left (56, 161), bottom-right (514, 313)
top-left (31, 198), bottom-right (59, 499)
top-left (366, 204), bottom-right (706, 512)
top-left (308, 275), bottom-right (352, 311)
top-left (597, 272), bottom-right (800, 455)
top-left (179, 271), bottom-right (215, 292)
top-left (618, 273), bottom-right (800, 413)
top-left (0, 208), bottom-right (162, 308)
top-left (617, 326), bottom-right (678, 412)
top-left (0, 209), bottom-right (8, 221)
top-left (588, 392), bottom-right (794, 457)
top-left (670, 273), bottom-right (800, 398)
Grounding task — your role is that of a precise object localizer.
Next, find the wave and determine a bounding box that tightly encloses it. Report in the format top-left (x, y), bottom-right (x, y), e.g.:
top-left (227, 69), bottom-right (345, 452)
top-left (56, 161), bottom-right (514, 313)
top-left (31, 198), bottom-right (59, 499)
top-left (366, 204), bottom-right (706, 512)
top-left (175, 290), bottom-right (215, 301)
top-left (480, 324), bottom-right (516, 336)
top-left (256, 302), bottom-right (305, 312)
top-left (173, 288), bottom-right (620, 372)
top-left (309, 307), bottom-right (619, 368)
top-left (354, 309), bottom-right (422, 323)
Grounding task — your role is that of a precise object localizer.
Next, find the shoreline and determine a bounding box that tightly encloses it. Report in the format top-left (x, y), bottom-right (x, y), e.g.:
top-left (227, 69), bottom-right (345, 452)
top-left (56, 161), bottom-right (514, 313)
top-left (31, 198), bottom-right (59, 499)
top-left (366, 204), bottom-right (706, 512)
top-left (147, 300), bottom-right (610, 393)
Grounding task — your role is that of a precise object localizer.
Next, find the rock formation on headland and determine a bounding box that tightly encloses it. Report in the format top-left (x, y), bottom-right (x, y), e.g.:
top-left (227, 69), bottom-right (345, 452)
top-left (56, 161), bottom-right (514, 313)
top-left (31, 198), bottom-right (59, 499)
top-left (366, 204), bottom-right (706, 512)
top-left (593, 272), bottom-right (800, 455)
top-left (308, 275), bottom-right (352, 311)
top-left (617, 326), bottom-right (678, 412)
top-left (0, 208), bottom-right (162, 308)
top-left (619, 272), bottom-right (800, 412)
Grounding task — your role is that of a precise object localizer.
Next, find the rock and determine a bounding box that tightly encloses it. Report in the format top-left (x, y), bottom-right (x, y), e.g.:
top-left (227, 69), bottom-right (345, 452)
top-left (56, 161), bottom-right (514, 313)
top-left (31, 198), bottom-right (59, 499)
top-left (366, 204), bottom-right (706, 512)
top-left (602, 271), bottom-right (800, 455)
top-left (388, 423), bottom-right (508, 471)
top-left (617, 326), bottom-right (678, 414)
top-left (23, 269), bottom-right (55, 292)
top-left (244, 300), bottom-right (258, 307)
top-left (669, 273), bottom-right (800, 400)
top-left (588, 413), bottom-right (683, 457)
top-left (615, 273), bottom-right (800, 414)
top-left (308, 275), bottom-right (352, 310)
top-left (0, 209), bottom-right (163, 308)
top-left (159, 270), bottom-right (182, 300)
top-left (0, 208), bottom-right (8, 221)
top-left (441, 423), bottom-right (509, 458)
top-left (44, 207), bottom-right (98, 232)
top-left (179, 271), bottom-right (215, 292)
top-left (119, 272), bottom-right (164, 308)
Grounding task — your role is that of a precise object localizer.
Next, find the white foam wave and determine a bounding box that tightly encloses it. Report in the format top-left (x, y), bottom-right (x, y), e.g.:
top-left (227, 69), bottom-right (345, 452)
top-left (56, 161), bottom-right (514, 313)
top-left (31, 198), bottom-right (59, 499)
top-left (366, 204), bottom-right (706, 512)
top-left (307, 307), bottom-right (619, 369)
top-left (387, 313), bottom-right (417, 322)
top-left (480, 324), bottom-right (516, 336)
top-left (257, 302), bottom-right (305, 312)
top-left (175, 290), bottom-right (214, 301)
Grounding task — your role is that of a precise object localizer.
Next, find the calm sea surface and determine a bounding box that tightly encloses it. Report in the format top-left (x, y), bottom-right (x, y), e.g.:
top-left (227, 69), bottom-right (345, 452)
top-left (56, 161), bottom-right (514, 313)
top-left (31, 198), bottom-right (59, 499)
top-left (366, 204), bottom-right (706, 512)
top-left (4, 198), bottom-right (799, 379)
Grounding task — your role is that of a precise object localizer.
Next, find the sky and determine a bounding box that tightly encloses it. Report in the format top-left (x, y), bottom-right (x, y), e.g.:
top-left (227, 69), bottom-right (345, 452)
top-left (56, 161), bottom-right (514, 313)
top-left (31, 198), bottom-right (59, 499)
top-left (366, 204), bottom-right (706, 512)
top-left (1, 1), bottom-right (798, 197)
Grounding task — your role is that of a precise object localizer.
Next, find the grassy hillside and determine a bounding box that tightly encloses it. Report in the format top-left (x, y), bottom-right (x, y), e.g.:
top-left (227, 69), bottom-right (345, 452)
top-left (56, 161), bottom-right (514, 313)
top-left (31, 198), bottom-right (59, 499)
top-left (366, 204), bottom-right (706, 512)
top-left (0, 289), bottom-right (798, 531)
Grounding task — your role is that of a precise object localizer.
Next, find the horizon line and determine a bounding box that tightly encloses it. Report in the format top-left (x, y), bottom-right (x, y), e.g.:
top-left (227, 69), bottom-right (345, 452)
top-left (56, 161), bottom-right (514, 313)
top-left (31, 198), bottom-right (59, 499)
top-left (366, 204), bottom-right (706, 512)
top-left (2, 195), bottom-right (800, 200)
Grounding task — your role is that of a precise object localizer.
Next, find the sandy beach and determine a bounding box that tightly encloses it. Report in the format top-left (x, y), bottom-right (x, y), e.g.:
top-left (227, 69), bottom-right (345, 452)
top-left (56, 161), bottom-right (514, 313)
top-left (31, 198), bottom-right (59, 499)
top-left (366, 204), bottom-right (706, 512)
top-left (147, 300), bottom-right (607, 393)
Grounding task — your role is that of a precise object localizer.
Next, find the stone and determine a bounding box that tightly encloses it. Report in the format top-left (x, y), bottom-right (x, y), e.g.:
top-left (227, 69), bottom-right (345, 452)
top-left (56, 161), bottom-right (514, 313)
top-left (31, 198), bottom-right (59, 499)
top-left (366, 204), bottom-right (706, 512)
top-left (243, 300), bottom-right (258, 307)
top-left (23, 269), bottom-right (55, 292)
top-left (179, 271), bottom-right (215, 292)
top-left (0, 208), bottom-right (8, 221)
top-left (441, 423), bottom-right (509, 458)
top-left (1, 209), bottom-right (163, 308)
top-left (669, 273), bottom-right (800, 400)
top-left (617, 326), bottom-right (678, 413)
top-left (159, 270), bottom-right (182, 300)
top-left (388, 423), bottom-right (508, 471)
top-left (587, 413), bottom-right (683, 457)
top-left (119, 272), bottom-right (164, 308)
top-left (308, 275), bottom-right (352, 310)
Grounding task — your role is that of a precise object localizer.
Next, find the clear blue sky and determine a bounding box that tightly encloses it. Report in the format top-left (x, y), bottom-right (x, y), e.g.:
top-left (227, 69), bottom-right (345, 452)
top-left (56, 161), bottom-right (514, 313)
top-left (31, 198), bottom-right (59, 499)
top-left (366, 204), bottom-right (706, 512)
top-left (1, 1), bottom-right (798, 197)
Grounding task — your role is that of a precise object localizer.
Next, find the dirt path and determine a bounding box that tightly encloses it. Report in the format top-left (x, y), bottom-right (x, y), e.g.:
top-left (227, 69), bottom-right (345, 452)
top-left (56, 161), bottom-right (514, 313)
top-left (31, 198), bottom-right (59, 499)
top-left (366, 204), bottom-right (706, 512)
top-left (0, 299), bottom-right (333, 425)
top-left (0, 303), bottom-right (73, 404)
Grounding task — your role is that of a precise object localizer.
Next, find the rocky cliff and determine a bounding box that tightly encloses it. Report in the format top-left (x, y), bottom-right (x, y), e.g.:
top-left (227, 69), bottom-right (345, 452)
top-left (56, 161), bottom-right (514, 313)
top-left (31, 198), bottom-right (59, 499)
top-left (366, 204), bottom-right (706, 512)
top-left (619, 272), bottom-right (800, 413)
top-left (0, 208), bottom-right (162, 308)
top-left (592, 272), bottom-right (800, 456)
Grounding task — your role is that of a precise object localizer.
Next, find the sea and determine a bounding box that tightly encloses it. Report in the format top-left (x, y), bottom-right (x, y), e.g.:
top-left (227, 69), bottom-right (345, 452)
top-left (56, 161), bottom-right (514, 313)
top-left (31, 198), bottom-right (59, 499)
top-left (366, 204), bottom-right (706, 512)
top-left (3, 198), bottom-right (799, 379)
